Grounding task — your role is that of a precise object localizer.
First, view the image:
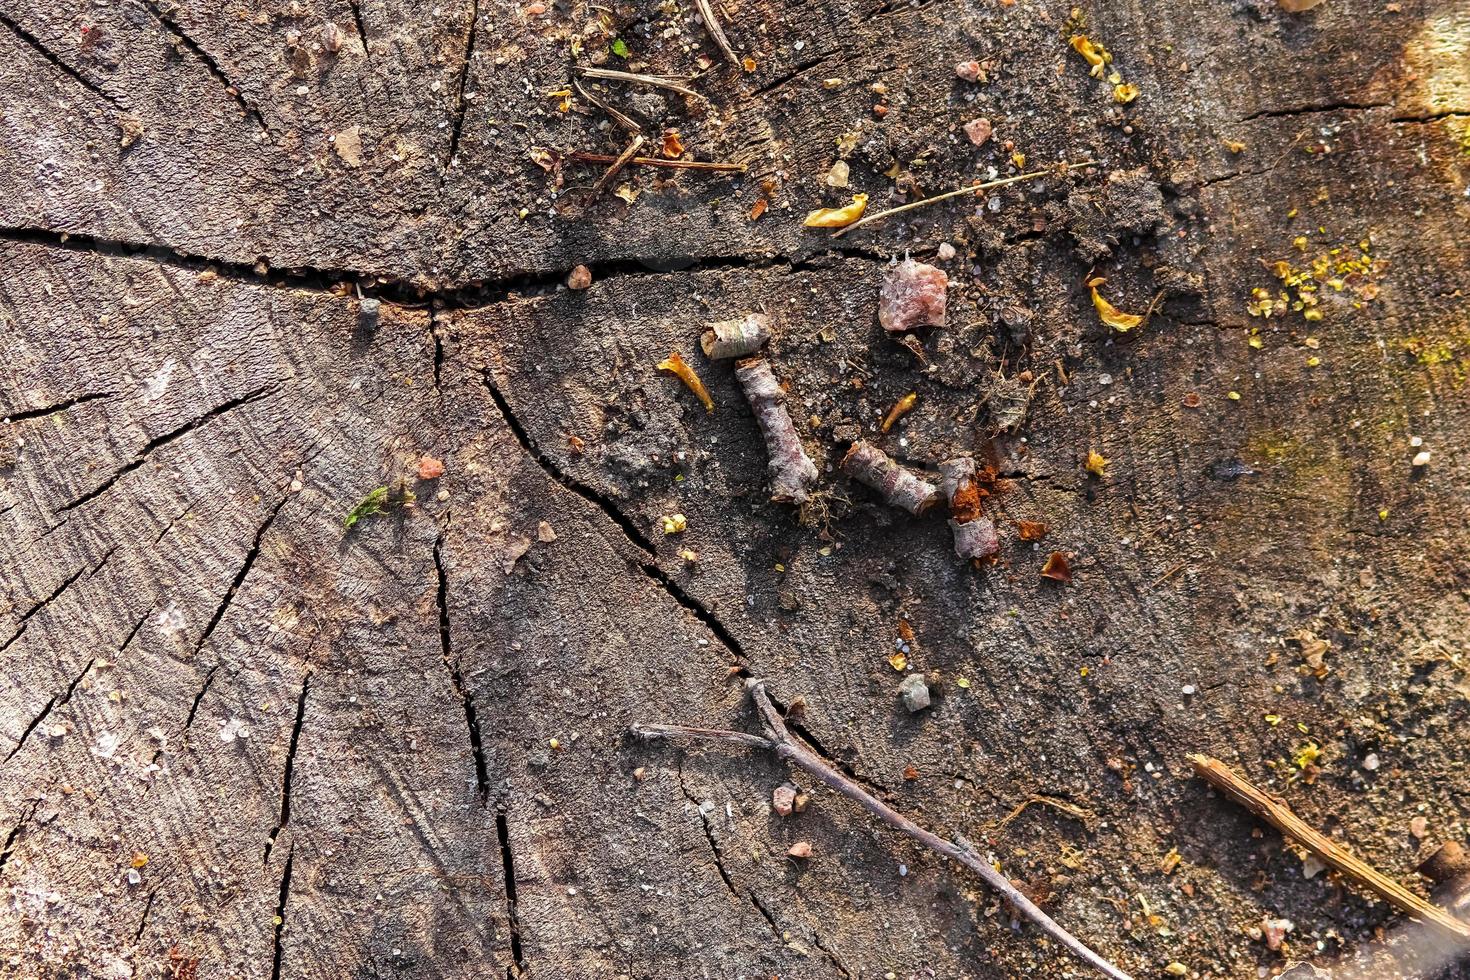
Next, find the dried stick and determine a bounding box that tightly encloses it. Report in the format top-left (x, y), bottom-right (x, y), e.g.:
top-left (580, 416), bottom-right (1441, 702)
top-left (1189, 755), bottom-right (1470, 943)
top-left (735, 357), bottom-right (818, 504)
top-left (566, 151), bottom-right (746, 173)
top-left (832, 163), bottom-right (1095, 239)
top-left (587, 134), bottom-right (645, 202)
top-left (573, 79), bottom-right (641, 132)
top-left (633, 679), bottom-right (1134, 980)
top-left (576, 66), bottom-right (701, 99)
top-left (693, 0), bottom-right (740, 66)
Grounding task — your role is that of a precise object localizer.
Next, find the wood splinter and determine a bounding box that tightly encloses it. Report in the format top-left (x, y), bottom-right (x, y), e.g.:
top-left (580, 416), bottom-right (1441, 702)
top-left (939, 457), bottom-right (999, 560)
top-left (701, 313), bottom-right (771, 359)
top-left (1189, 754), bottom-right (1470, 944)
top-left (735, 358), bottom-right (818, 504)
top-left (842, 441), bottom-right (940, 515)
top-left (632, 679), bottom-right (1134, 980)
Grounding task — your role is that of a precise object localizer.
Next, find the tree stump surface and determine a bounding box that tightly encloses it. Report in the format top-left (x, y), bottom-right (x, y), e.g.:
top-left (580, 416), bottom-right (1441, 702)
top-left (1, 0), bottom-right (1468, 978)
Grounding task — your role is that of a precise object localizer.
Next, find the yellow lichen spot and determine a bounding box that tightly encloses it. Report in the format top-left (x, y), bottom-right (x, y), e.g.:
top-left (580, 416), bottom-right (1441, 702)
top-left (1265, 713), bottom-right (1283, 726)
top-left (1306, 355), bottom-right (1321, 367)
top-left (803, 193), bottom-right (868, 228)
top-left (1228, 390), bottom-right (1241, 400)
top-left (741, 56), bottom-right (757, 72)
top-left (1113, 83), bottom-right (1139, 103)
top-left (1286, 207), bottom-right (1299, 218)
top-left (1379, 508), bottom-right (1389, 521)
top-left (888, 652), bottom-right (907, 671)
top-left (956, 677), bottom-right (971, 689)
top-left (1303, 308), bottom-right (1323, 321)
top-left (1293, 235), bottom-right (1309, 251)
top-left (1085, 450), bottom-right (1109, 477)
top-left (1011, 151), bottom-right (1027, 168)
top-left (1080, 666), bottom-right (1089, 677)
top-left (659, 513), bottom-right (688, 535)
top-left (678, 548), bottom-right (698, 562)
top-left (1249, 335), bottom-right (1263, 349)
top-left (130, 852), bottom-right (149, 869)
top-left (657, 352), bottom-right (714, 412)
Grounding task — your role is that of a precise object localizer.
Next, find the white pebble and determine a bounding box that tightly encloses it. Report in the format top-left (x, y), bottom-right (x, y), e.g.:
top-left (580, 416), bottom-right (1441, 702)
top-left (1411, 450), bottom-right (1431, 467)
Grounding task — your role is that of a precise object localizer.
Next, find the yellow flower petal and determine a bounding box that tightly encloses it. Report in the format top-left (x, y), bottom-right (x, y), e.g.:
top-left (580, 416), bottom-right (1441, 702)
top-left (803, 193), bottom-right (868, 228)
top-left (1087, 277), bottom-right (1147, 332)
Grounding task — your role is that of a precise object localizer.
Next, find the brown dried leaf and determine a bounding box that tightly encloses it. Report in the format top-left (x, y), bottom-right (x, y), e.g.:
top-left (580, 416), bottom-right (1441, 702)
top-left (1041, 552), bottom-right (1073, 583)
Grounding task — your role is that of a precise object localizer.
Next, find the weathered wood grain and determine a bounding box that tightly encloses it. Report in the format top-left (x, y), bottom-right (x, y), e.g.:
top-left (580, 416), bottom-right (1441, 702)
top-left (2, 0), bottom-right (1468, 978)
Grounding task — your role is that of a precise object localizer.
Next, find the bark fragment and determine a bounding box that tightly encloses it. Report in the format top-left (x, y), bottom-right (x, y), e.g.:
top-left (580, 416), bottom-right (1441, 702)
top-left (841, 442), bottom-right (939, 515)
top-left (938, 457), bottom-right (999, 560)
top-left (734, 358), bottom-right (818, 504)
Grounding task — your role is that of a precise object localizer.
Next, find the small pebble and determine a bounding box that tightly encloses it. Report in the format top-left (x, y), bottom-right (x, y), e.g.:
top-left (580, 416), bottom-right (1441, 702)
top-left (898, 673), bottom-right (931, 713)
top-left (1410, 815), bottom-right (1428, 839)
top-left (1362, 753), bottom-right (1380, 771)
top-left (567, 265), bottom-right (593, 290)
top-left (1412, 450), bottom-right (1431, 467)
top-left (1410, 435), bottom-right (1423, 447)
top-left (787, 841), bottom-right (812, 859)
top-left (771, 783), bottom-right (798, 817)
top-left (936, 242), bottom-right (955, 261)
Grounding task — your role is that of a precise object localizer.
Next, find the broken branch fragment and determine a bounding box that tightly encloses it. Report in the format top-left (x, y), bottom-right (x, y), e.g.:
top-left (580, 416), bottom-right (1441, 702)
top-left (842, 442), bottom-right (940, 515)
top-left (657, 352), bottom-right (714, 412)
top-left (700, 313), bottom-right (771, 360)
top-left (631, 680), bottom-right (1134, 980)
top-left (879, 257), bottom-right (949, 333)
top-left (575, 66), bottom-right (701, 99)
top-left (735, 358), bottom-right (819, 504)
top-left (693, 0), bottom-right (741, 66)
top-left (939, 457), bottom-right (999, 560)
top-left (1188, 754), bottom-right (1470, 944)
top-left (566, 151), bottom-right (747, 173)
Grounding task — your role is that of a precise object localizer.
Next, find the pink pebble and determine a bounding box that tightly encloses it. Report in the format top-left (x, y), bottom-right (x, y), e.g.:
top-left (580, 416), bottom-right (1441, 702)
top-left (879, 257), bottom-right (949, 334)
top-left (954, 60), bottom-right (985, 82)
top-left (963, 117), bottom-right (992, 146)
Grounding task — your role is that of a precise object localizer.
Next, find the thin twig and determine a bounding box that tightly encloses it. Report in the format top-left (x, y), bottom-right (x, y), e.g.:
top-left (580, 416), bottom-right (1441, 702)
top-left (567, 151), bottom-right (746, 173)
top-left (1189, 754), bottom-right (1470, 944)
top-left (693, 0), bottom-right (740, 66)
top-left (573, 79), bottom-right (642, 132)
top-left (832, 162), bottom-right (1096, 239)
top-left (576, 66), bottom-right (701, 99)
top-left (587, 134), bottom-right (645, 202)
top-left (633, 679), bottom-right (1134, 980)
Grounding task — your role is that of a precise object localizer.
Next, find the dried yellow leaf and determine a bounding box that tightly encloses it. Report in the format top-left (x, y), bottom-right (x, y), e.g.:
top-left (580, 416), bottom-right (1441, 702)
top-left (1113, 82), bottom-right (1139, 103)
top-left (881, 392), bottom-right (917, 432)
top-left (1085, 450), bottom-right (1109, 477)
top-left (1087, 277), bottom-right (1147, 332)
top-left (660, 513), bottom-right (688, 535)
top-left (657, 352), bottom-right (714, 412)
top-left (803, 193), bottom-right (868, 228)
top-left (888, 652), bottom-right (907, 671)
